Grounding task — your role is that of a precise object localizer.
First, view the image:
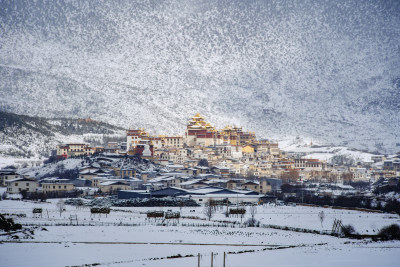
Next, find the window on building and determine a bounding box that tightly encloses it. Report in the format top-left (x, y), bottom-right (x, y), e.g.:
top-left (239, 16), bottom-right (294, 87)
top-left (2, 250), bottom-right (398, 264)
top-left (15, 183), bottom-right (18, 186)
top-left (64, 186), bottom-right (67, 189)
top-left (26, 183), bottom-right (29, 186)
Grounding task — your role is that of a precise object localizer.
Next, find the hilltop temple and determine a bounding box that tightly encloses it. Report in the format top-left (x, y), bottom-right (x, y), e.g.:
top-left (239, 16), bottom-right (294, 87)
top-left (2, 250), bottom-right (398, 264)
top-left (185, 113), bottom-right (256, 147)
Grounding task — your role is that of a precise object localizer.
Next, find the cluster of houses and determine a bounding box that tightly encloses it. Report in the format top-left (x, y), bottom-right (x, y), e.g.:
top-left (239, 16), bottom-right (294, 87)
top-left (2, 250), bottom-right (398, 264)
top-left (0, 156), bottom-right (282, 204)
top-left (56, 113), bottom-right (400, 184)
top-left (1, 113), bottom-right (399, 203)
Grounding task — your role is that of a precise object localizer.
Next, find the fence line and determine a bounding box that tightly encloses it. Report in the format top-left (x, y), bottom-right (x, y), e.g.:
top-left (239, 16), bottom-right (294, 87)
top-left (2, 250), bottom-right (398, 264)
top-left (21, 221), bottom-right (334, 235)
top-left (21, 221), bottom-right (244, 228)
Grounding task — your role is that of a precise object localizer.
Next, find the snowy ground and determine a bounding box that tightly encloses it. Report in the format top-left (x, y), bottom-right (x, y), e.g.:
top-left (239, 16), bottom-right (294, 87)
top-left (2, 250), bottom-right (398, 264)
top-left (1, 199), bottom-right (399, 267)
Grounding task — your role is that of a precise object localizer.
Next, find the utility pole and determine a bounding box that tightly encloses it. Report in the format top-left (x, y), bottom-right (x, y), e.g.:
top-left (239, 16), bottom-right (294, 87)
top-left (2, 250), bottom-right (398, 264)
top-left (198, 253), bottom-right (200, 267)
top-left (211, 252), bottom-right (213, 267)
top-left (223, 252), bottom-right (226, 267)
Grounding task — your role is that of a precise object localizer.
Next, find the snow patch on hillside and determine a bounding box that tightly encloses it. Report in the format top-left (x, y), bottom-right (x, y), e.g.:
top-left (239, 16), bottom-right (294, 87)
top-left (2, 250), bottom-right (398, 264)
top-left (279, 137), bottom-right (378, 163)
top-left (19, 158), bottom-right (83, 179)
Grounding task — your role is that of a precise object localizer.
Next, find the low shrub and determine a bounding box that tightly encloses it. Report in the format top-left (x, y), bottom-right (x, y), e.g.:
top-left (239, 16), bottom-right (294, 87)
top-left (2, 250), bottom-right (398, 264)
top-left (378, 224), bottom-right (400, 240)
top-left (245, 217), bottom-right (260, 227)
top-left (0, 214), bottom-right (22, 232)
top-left (341, 224), bottom-right (357, 237)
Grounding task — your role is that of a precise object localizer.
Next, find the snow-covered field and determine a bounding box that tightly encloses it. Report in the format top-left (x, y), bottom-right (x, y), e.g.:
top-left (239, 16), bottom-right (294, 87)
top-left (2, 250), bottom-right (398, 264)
top-left (1, 198), bottom-right (400, 267)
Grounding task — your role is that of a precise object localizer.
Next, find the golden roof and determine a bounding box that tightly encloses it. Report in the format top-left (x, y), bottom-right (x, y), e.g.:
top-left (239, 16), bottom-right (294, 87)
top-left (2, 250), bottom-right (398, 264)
top-left (193, 112), bottom-right (203, 118)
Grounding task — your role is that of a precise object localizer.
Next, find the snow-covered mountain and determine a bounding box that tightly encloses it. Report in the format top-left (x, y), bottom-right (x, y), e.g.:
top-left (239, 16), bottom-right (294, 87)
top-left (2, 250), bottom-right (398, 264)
top-left (1, 0), bottom-right (399, 153)
top-left (0, 111), bottom-right (125, 159)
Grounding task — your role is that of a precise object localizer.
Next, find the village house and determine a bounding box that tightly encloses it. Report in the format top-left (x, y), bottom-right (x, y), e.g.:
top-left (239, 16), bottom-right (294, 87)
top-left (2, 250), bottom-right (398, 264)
top-left (56, 143), bottom-right (94, 159)
top-left (259, 179), bottom-right (272, 194)
top-left (242, 181), bottom-right (259, 192)
top-left (126, 128), bottom-right (149, 151)
top-left (294, 158), bottom-right (325, 172)
top-left (163, 136), bottom-right (184, 149)
top-left (113, 167), bottom-right (136, 178)
top-left (180, 179), bottom-right (209, 189)
top-left (98, 181), bottom-right (131, 193)
top-left (181, 168), bottom-right (198, 176)
top-left (0, 170), bottom-right (21, 186)
top-left (42, 182), bottom-right (75, 194)
top-left (226, 179), bottom-right (240, 190)
top-left (79, 169), bottom-right (112, 182)
top-left (6, 178), bottom-right (37, 194)
top-left (269, 143), bottom-right (280, 156)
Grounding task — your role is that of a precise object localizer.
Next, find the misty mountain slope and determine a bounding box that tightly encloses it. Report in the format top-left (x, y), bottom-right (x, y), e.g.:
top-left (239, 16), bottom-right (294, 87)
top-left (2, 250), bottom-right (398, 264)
top-left (0, 111), bottom-right (125, 158)
top-left (1, 0), bottom-right (399, 153)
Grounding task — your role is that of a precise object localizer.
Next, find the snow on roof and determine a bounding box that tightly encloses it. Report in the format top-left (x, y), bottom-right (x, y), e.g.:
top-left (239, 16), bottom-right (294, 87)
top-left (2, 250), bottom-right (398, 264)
top-left (231, 189), bottom-right (257, 194)
top-left (333, 184), bottom-right (355, 190)
top-left (0, 170), bottom-right (19, 175)
top-left (120, 190), bottom-right (149, 193)
top-left (196, 166), bottom-right (209, 170)
top-left (76, 187), bottom-right (98, 191)
top-left (7, 177), bottom-right (35, 183)
top-left (128, 177), bottom-right (142, 182)
top-left (180, 179), bottom-right (202, 186)
top-left (42, 182), bottom-right (74, 185)
top-left (150, 176), bottom-right (174, 182)
top-left (187, 187), bottom-right (224, 194)
top-left (79, 169), bottom-right (98, 174)
top-left (160, 172), bottom-right (188, 177)
top-left (197, 173), bottom-right (219, 177)
top-left (99, 181), bottom-right (129, 186)
top-left (189, 193), bottom-right (261, 198)
top-left (144, 182), bottom-right (163, 186)
top-left (41, 177), bottom-right (70, 182)
top-left (243, 181), bottom-right (259, 185)
top-left (167, 165), bottom-right (184, 169)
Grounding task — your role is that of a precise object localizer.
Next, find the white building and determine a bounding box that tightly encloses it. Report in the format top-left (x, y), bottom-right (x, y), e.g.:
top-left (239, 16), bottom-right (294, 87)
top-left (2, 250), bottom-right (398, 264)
top-left (6, 178), bottom-right (37, 194)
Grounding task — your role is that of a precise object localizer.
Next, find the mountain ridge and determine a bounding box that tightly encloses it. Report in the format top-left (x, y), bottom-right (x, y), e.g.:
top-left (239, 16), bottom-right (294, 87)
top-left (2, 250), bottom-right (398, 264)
top-left (1, 0), bottom-right (399, 153)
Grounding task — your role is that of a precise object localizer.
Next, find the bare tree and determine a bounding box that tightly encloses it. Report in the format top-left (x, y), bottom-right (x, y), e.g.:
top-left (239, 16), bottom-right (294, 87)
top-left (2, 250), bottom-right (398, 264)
top-left (56, 199), bottom-right (65, 217)
top-left (203, 199), bottom-right (215, 221)
top-left (280, 169), bottom-right (300, 183)
top-left (250, 205), bottom-right (257, 220)
top-left (246, 205), bottom-right (258, 227)
top-left (318, 210), bottom-right (325, 228)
